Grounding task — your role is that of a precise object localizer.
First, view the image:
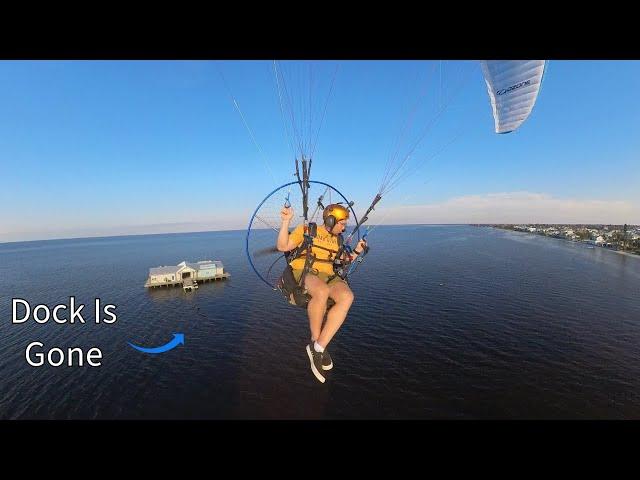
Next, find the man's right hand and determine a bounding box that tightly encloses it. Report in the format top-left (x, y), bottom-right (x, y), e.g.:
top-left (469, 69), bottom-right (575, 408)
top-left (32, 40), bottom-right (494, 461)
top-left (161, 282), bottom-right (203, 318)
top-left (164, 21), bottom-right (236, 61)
top-left (281, 206), bottom-right (294, 222)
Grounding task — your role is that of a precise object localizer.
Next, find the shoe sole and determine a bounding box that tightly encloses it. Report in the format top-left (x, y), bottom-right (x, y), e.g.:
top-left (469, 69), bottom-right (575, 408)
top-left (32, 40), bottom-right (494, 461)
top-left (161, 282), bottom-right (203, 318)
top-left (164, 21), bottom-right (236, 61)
top-left (306, 344), bottom-right (326, 383)
top-left (322, 358), bottom-right (333, 371)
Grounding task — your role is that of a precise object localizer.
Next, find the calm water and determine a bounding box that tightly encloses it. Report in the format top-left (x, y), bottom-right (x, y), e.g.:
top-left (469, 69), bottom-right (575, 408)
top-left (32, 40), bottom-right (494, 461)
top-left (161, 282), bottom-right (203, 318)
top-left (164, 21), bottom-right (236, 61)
top-left (1, 226), bottom-right (639, 419)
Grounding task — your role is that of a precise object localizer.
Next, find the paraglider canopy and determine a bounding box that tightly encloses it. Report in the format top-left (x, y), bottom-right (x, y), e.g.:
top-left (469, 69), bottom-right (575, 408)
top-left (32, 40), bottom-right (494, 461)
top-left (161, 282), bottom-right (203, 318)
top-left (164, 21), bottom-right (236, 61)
top-left (480, 60), bottom-right (546, 134)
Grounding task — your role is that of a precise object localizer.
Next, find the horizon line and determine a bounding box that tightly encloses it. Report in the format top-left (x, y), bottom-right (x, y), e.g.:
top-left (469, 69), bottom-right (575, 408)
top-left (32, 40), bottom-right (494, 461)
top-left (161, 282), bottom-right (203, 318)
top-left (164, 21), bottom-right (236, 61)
top-left (0, 224), bottom-right (467, 245)
top-left (2, 222), bottom-right (639, 246)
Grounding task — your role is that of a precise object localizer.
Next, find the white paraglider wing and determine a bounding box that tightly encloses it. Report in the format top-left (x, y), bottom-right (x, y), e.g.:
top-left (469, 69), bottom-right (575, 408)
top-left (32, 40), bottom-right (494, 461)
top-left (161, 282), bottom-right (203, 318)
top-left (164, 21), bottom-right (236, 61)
top-left (480, 60), bottom-right (546, 134)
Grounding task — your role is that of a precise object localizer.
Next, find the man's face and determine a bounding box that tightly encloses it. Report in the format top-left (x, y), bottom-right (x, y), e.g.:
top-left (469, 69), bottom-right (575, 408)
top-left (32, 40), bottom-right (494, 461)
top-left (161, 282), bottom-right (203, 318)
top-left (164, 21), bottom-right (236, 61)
top-left (332, 219), bottom-right (348, 235)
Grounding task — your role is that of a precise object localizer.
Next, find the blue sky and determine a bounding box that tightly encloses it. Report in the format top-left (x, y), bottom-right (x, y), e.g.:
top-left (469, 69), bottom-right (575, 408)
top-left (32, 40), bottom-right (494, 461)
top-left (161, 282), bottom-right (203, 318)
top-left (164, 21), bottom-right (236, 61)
top-left (1, 60), bottom-right (638, 242)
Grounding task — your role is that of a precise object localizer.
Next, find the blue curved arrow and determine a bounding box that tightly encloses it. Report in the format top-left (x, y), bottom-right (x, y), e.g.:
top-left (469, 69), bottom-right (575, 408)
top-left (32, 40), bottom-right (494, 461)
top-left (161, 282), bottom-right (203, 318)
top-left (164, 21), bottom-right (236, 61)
top-left (128, 333), bottom-right (184, 354)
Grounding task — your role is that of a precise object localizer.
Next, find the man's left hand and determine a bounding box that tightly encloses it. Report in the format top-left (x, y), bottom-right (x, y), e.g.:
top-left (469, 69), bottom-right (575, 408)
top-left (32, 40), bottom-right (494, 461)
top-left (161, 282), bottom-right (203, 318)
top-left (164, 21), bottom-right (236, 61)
top-left (355, 239), bottom-right (368, 254)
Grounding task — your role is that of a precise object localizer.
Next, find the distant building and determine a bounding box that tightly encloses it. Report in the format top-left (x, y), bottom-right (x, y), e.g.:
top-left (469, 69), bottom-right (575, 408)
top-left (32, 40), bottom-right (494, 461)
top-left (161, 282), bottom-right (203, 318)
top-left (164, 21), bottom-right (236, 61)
top-left (145, 259), bottom-right (230, 290)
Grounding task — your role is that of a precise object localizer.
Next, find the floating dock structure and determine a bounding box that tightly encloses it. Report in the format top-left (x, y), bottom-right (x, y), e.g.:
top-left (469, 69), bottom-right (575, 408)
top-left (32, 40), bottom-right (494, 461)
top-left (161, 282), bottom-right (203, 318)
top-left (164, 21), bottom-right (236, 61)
top-left (144, 260), bottom-right (230, 291)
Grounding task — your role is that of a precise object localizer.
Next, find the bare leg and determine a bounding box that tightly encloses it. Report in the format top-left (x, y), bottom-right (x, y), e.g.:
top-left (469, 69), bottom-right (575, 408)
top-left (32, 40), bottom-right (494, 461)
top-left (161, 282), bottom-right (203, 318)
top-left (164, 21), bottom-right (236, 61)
top-left (317, 281), bottom-right (354, 348)
top-left (304, 274), bottom-right (330, 343)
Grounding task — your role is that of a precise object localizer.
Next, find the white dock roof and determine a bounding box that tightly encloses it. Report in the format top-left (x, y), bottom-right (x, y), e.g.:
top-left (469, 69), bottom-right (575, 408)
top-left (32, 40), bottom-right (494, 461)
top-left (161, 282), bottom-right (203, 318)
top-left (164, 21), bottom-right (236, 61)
top-left (149, 266), bottom-right (180, 275)
top-left (187, 260), bottom-right (218, 270)
top-left (149, 260), bottom-right (223, 276)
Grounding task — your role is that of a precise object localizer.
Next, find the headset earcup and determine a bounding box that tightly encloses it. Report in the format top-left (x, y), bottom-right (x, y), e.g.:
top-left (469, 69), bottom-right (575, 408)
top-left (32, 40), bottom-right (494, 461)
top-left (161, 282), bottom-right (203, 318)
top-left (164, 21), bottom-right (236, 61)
top-left (325, 215), bottom-right (335, 229)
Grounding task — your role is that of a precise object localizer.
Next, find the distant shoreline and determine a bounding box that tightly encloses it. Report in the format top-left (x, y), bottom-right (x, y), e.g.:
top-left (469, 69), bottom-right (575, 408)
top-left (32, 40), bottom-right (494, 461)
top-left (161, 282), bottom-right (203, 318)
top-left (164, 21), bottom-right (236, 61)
top-left (611, 249), bottom-right (640, 259)
top-left (490, 226), bottom-right (640, 259)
